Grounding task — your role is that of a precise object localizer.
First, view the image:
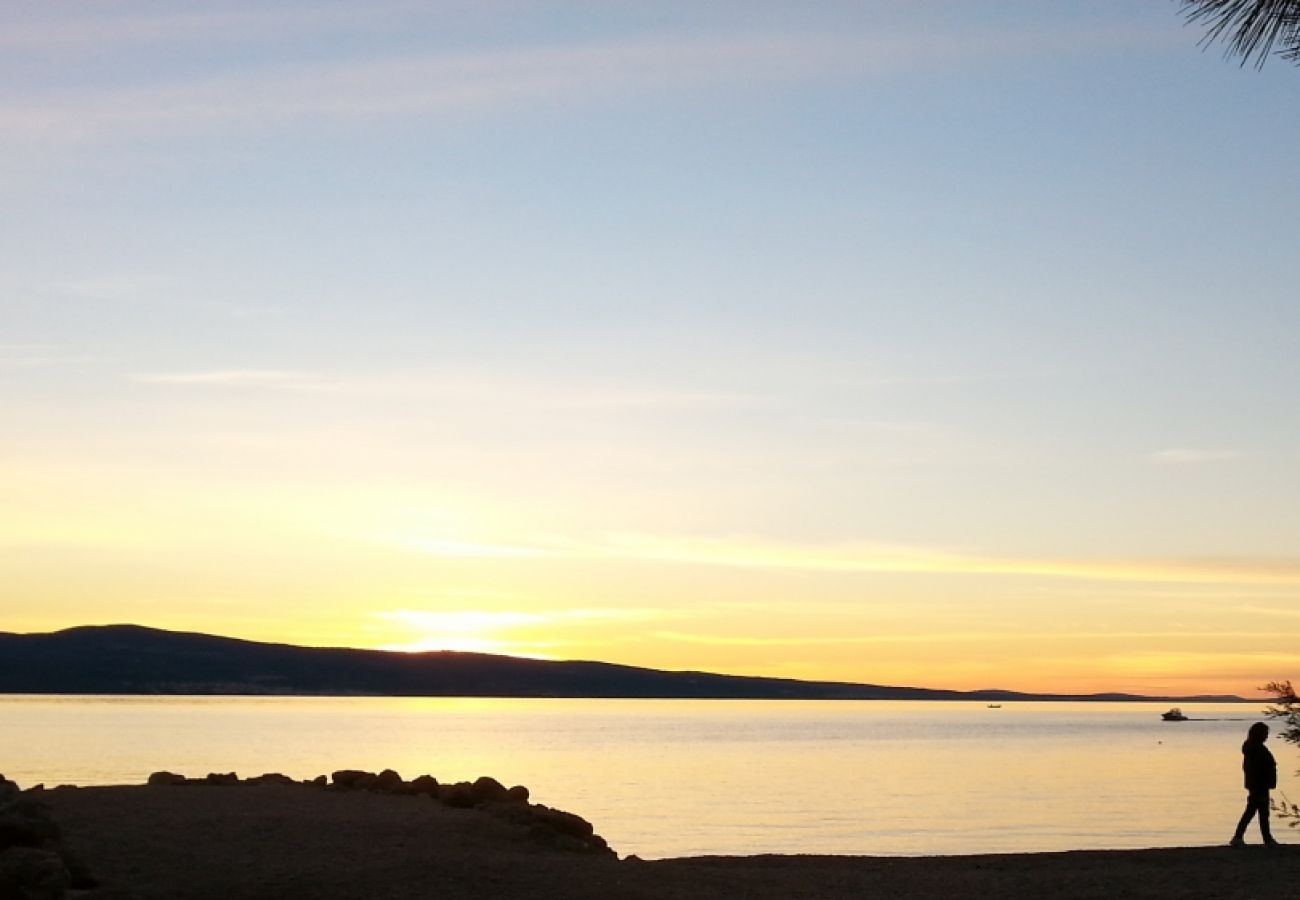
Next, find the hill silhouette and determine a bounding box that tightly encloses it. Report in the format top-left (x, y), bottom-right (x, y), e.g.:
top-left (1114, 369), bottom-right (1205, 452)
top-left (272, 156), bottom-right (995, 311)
top-left (0, 624), bottom-right (1244, 701)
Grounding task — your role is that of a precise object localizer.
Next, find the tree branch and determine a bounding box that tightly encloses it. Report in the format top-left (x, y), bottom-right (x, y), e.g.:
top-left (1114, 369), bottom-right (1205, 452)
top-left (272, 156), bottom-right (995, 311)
top-left (1181, 0), bottom-right (1300, 67)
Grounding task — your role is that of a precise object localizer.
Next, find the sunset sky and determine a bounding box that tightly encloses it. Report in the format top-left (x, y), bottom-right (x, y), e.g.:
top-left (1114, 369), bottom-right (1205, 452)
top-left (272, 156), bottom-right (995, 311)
top-left (4, 1), bottom-right (1299, 696)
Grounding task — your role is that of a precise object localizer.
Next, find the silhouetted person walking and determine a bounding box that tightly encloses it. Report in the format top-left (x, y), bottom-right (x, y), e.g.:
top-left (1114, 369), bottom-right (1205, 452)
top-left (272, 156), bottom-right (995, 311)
top-left (1231, 722), bottom-right (1279, 846)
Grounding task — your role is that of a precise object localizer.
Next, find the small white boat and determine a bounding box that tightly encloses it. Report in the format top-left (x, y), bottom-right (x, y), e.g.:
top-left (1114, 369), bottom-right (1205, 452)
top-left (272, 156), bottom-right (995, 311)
top-left (1161, 707), bottom-right (1188, 721)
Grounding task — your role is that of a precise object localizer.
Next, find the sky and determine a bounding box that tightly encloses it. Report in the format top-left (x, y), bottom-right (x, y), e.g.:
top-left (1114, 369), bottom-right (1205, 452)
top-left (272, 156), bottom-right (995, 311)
top-left (4, 1), bottom-right (1299, 697)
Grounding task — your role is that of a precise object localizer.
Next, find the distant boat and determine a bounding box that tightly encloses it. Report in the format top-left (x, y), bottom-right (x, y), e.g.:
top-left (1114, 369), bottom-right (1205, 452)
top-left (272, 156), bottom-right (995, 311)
top-left (1161, 708), bottom-right (1189, 721)
top-left (987, 704), bottom-right (1002, 709)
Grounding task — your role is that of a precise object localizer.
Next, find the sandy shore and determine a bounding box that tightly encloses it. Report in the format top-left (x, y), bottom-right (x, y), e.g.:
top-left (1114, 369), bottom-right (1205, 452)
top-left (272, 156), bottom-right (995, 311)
top-left (22, 782), bottom-right (1300, 899)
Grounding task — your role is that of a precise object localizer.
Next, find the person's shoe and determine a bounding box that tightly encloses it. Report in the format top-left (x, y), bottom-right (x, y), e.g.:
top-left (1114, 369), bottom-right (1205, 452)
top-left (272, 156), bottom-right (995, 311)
top-left (1264, 838), bottom-right (1281, 847)
top-left (1230, 837), bottom-right (1246, 847)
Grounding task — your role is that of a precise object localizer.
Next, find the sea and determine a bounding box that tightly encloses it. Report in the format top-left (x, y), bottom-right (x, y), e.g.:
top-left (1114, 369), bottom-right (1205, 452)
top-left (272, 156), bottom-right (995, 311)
top-left (0, 696), bottom-right (1278, 859)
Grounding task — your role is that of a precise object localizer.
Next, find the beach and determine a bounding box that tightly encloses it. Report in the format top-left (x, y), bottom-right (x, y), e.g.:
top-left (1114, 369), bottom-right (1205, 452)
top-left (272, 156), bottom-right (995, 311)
top-left (10, 777), bottom-right (1299, 900)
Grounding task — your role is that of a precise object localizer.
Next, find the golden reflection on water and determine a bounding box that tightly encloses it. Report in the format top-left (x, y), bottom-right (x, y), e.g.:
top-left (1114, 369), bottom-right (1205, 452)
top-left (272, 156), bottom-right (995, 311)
top-left (0, 697), bottom-right (1266, 857)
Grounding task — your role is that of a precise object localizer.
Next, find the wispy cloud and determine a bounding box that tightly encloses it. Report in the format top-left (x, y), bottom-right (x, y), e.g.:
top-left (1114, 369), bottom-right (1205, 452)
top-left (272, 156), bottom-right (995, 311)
top-left (0, 343), bottom-right (109, 369)
top-left (1150, 448), bottom-right (1245, 465)
top-left (841, 373), bottom-right (998, 390)
top-left (0, 3), bottom-right (434, 51)
top-left (356, 373), bottom-right (758, 411)
top-left (126, 366), bottom-right (760, 416)
top-left (0, 35), bottom-right (845, 141)
top-left (190, 300), bottom-right (286, 320)
top-left (396, 530), bottom-right (1300, 587)
top-left (129, 370), bottom-right (327, 390)
top-left (2, 24), bottom-right (1181, 143)
top-left (34, 274), bottom-right (284, 319)
top-left (404, 538), bottom-right (550, 560)
top-left (378, 606), bottom-right (667, 630)
top-left (1236, 603), bottom-right (1300, 620)
top-left (546, 389), bottom-right (757, 412)
top-left (41, 274), bottom-right (171, 302)
top-left (651, 628), bottom-right (1292, 648)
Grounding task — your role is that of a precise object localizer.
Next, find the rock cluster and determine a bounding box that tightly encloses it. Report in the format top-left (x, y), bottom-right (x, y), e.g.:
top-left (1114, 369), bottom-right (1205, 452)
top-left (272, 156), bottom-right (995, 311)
top-left (0, 774), bottom-right (104, 900)
top-left (144, 767), bottom-right (612, 855)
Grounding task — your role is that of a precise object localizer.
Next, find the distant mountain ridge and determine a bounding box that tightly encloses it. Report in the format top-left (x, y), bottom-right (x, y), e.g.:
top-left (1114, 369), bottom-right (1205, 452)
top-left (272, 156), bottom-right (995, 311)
top-left (0, 624), bottom-right (1245, 702)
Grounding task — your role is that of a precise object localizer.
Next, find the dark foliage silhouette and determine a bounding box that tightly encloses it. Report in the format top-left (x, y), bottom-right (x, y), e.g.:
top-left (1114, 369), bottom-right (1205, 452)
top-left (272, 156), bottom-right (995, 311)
top-left (1181, 0), bottom-right (1300, 67)
top-left (1263, 681), bottom-right (1300, 827)
top-left (1264, 680), bottom-right (1300, 745)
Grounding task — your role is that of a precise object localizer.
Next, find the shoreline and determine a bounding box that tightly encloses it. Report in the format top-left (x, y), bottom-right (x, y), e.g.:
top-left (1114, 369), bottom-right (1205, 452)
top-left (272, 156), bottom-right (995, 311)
top-left (4, 773), bottom-right (1298, 899)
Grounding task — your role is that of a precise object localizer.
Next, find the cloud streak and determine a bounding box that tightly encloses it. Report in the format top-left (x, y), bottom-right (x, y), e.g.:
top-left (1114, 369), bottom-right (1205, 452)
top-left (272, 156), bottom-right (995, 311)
top-left (405, 538), bottom-right (550, 560)
top-left (651, 628), bottom-right (1293, 647)
top-left (0, 344), bottom-right (108, 369)
top-left (399, 530), bottom-right (1300, 587)
top-left (3, 24), bottom-right (1181, 143)
top-left (1150, 448), bottom-right (1245, 465)
top-left (129, 370), bottom-right (325, 389)
top-left (0, 3), bottom-right (434, 51)
top-left (127, 367), bottom-right (760, 414)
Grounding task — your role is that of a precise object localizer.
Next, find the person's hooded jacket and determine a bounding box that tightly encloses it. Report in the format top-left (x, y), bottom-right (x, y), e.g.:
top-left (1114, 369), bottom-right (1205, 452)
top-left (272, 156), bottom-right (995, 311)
top-left (1243, 738), bottom-right (1277, 792)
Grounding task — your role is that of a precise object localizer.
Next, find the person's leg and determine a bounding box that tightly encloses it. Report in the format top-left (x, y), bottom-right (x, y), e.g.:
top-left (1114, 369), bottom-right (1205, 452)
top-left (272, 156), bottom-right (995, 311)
top-left (1233, 793), bottom-right (1259, 844)
top-left (1256, 790), bottom-right (1277, 844)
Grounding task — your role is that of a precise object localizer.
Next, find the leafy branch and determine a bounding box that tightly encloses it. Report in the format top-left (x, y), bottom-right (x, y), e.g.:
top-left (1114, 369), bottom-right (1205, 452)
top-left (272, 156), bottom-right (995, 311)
top-left (1263, 680), bottom-right (1300, 747)
top-left (1181, 0), bottom-right (1300, 67)
top-left (1270, 792), bottom-right (1300, 827)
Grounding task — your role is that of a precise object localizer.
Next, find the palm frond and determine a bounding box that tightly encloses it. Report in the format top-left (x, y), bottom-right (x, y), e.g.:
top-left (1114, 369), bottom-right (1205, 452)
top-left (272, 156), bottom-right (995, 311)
top-left (1181, 0), bottom-right (1300, 67)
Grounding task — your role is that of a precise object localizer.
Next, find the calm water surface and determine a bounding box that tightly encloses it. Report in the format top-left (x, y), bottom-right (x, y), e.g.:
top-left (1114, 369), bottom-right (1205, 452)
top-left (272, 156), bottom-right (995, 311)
top-left (0, 696), bottom-right (1273, 858)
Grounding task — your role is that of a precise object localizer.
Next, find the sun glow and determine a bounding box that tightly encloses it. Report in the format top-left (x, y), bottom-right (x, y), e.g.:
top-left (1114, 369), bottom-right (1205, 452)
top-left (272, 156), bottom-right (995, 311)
top-left (381, 635), bottom-right (538, 655)
top-left (373, 610), bottom-right (547, 656)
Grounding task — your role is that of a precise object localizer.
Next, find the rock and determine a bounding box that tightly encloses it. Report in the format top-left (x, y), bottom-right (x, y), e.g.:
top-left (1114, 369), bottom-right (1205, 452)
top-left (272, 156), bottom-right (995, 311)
top-left (0, 777), bottom-right (19, 803)
top-left (309, 775), bottom-right (327, 788)
top-left (505, 784), bottom-right (529, 803)
top-left (469, 776), bottom-right (508, 804)
top-left (527, 805), bottom-right (612, 854)
top-left (0, 784), bottom-right (104, 896)
top-left (329, 770), bottom-right (376, 791)
top-left (202, 772), bottom-right (239, 786)
top-left (59, 847), bottom-right (97, 890)
top-left (535, 806), bottom-right (595, 839)
top-left (0, 815), bottom-right (54, 851)
top-left (409, 775), bottom-right (439, 797)
top-left (482, 798), bottom-right (615, 856)
top-left (247, 773), bottom-right (295, 786)
top-left (0, 801), bottom-right (61, 850)
top-left (0, 846), bottom-right (71, 900)
top-left (438, 782), bottom-right (474, 809)
top-left (557, 834), bottom-right (593, 853)
top-left (372, 769), bottom-right (404, 793)
top-left (145, 771), bottom-right (186, 787)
